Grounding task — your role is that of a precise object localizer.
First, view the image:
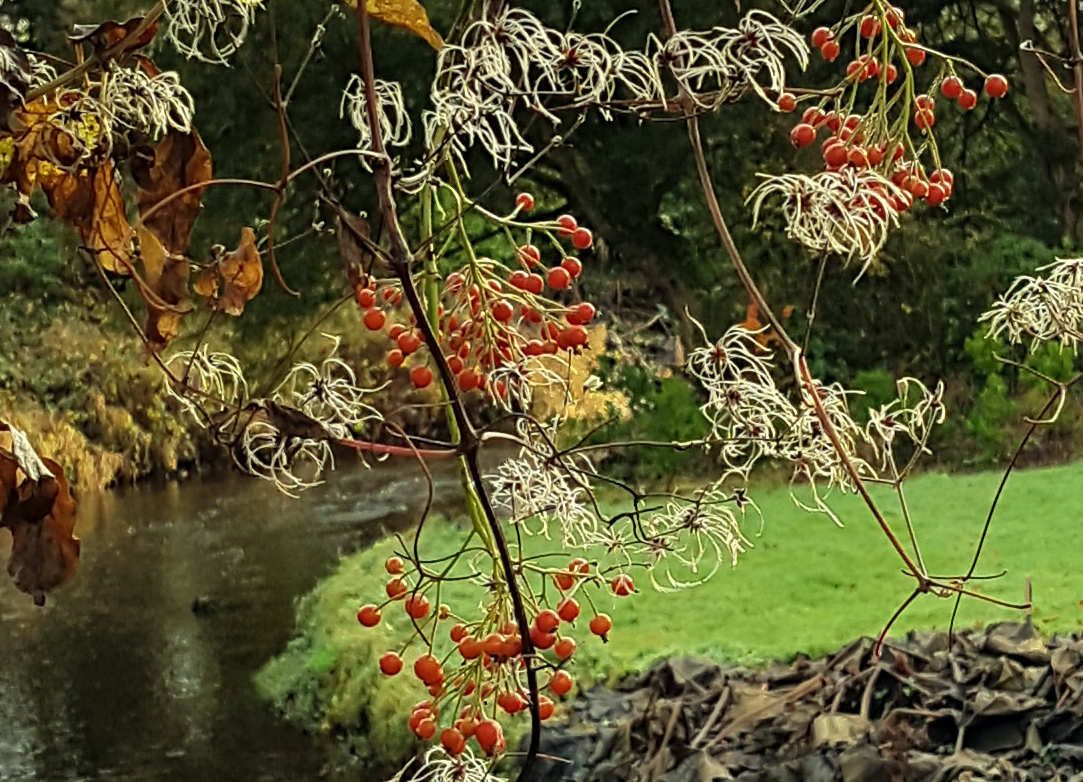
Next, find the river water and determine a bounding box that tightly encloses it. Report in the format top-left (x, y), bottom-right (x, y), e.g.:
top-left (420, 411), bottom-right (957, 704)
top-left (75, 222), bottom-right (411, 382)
top-left (0, 460), bottom-right (467, 782)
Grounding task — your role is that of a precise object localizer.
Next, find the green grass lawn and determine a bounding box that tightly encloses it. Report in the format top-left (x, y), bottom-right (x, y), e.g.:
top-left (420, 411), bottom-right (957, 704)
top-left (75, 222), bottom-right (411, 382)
top-left (257, 461), bottom-right (1083, 768)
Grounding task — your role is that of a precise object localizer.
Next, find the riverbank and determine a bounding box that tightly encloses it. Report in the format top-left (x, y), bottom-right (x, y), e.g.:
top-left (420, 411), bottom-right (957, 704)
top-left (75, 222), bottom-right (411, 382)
top-left (256, 461), bottom-right (1083, 776)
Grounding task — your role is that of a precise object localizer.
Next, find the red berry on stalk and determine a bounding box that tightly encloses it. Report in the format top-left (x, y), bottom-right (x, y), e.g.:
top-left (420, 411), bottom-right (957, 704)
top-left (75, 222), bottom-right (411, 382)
top-left (441, 727), bottom-right (466, 756)
top-left (611, 573), bottom-right (635, 596)
top-left (530, 624), bottom-right (557, 650)
top-left (386, 349), bottom-right (404, 368)
top-left (810, 26), bottom-right (832, 47)
top-left (553, 570), bottom-right (575, 591)
top-left (571, 227), bottom-right (593, 250)
top-left (363, 308), bottom-right (385, 331)
top-left (556, 214), bottom-right (578, 235)
top-left (589, 613), bottom-right (613, 638)
top-left (958, 88), bottom-right (978, 110)
top-left (458, 635), bottom-right (483, 659)
top-left (557, 597), bottom-right (580, 622)
top-left (941, 76), bottom-right (964, 100)
top-left (509, 269), bottom-right (529, 290)
top-left (823, 142), bottom-right (848, 168)
top-left (548, 266), bottom-right (572, 290)
top-left (379, 651), bottom-right (403, 676)
top-left (820, 40), bottom-right (840, 62)
top-left (357, 604), bottom-right (381, 627)
top-left (925, 182), bottom-right (947, 206)
top-left (790, 123), bottom-right (815, 148)
top-left (386, 578), bottom-right (408, 600)
top-left (859, 14), bottom-right (880, 37)
top-left (356, 288), bottom-right (375, 308)
top-left (386, 556), bottom-right (405, 575)
top-left (475, 720), bottom-right (504, 756)
top-left (491, 300), bottom-right (514, 322)
top-left (848, 147), bottom-right (869, 168)
top-left (524, 273), bottom-right (545, 294)
top-left (397, 332), bottom-right (421, 355)
top-left (515, 192), bottom-right (535, 211)
top-left (777, 92), bottom-right (797, 112)
top-left (574, 302), bottom-right (596, 325)
top-left (405, 593), bottom-right (430, 619)
top-left (416, 718), bottom-right (437, 740)
top-left (414, 655), bottom-right (443, 686)
top-left (536, 609), bottom-right (561, 634)
top-left (561, 257), bottom-right (583, 278)
top-left (554, 637), bottom-right (577, 661)
top-left (450, 623), bottom-right (468, 643)
top-left (885, 64), bottom-right (898, 84)
top-left (549, 670), bottom-right (574, 697)
top-left (984, 73), bottom-right (1008, 99)
top-left (519, 244), bottom-right (541, 266)
top-left (915, 94), bottom-right (935, 112)
top-left (538, 695), bottom-right (555, 720)
top-left (410, 366), bottom-right (433, 389)
top-left (905, 46), bottom-right (926, 66)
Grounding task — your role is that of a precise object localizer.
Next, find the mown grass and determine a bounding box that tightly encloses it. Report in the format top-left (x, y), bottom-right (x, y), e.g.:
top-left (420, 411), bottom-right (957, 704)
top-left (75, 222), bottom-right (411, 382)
top-left (257, 461), bottom-right (1083, 769)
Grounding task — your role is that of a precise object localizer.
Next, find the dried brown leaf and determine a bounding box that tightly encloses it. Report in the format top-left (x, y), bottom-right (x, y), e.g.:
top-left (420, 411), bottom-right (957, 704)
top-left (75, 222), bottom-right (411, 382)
top-left (68, 16), bottom-right (159, 52)
top-left (197, 227), bottom-right (263, 316)
top-left (132, 129), bottom-right (213, 255)
top-left (137, 226), bottom-right (192, 350)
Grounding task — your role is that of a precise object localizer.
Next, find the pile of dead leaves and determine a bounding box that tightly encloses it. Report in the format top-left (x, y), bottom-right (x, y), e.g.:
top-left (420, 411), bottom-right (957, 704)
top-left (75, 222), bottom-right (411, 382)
top-left (0, 421), bottom-right (79, 605)
top-left (523, 621), bottom-right (1083, 782)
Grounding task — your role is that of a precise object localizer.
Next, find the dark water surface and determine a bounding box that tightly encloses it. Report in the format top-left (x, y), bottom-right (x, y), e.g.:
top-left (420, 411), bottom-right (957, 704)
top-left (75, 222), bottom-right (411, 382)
top-left (0, 460), bottom-right (466, 782)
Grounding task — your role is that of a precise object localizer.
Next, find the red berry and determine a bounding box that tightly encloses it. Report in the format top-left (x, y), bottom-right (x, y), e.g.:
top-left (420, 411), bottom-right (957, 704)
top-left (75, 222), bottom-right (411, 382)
top-left (958, 88), bottom-right (978, 110)
top-left (556, 214), bottom-right (577, 235)
top-left (416, 717), bottom-right (437, 740)
top-left (379, 651), bottom-right (403, 676)
top-left (474, 720), bottom-right (504, 756)
top-left (538, 695), bottom-right (555, 720)
top-left (984, 73), bottom-right (1008, 99)
top-left (405, 593), bottom-right (431, 619)
top-left (941, 76), bottom-right (964, 100)
top-left (356, 288), bottom-right (375, 308)
top-left (519, 244), bottom-right (541, 266)
top-left (915, 94), bottom-right (935, 112)
top-left (549, 670), bottom-right (574, 697)
top-left (458, 635), bottom-right (482, 659)
top-left (790, 123), bottom-right (815, 148)
top-left (925, 182), bottom-right (947, 206)
top-left (557, 597), bottom-right (580, 622)
top-left (491, 300), bottom-right (514, 322)
top-left (589, 613), bottom-right (613, 638)
top-left (524, 273), bottom-right (545, 294)
top-left (386, 578), bottom-right (408, 600)
top-left (450, 623), bottom-right (468, 643)
top-left (357, 604), bottom-right (381, 627)
top-left (441, 727), bottom-right (466, 756)
top-left (397, 332), bottom-right (421, 355)
top-left (811, 26), bottom-right (832, 48)
top-left (548, 266), bottom-right (572, 290)
top-left (363, 308), bottom-right (385, 331)
top-left (410, 366), bottom-right (433, 389)
top-left (536, 609), bottom-right (561, 634)
top-left (386, 556), bottom-right (405, 574)
top-left (820, 40), bottom-right (840, 62)
top-left (386, 348), bottom-right (404, 368)
top-left (571, 227), bottom-right (593, 250)
top-left (823, 142), bottom-right (848, 168)
top-left (560, 257), bottom-right (583, 278)
top-left (414, 655), bottom-right (443, 686)
top-left (777, 92), bottom-right (797, 112)
top-left (554, 637), bottom-right (576, 661)
top-left (848, 147), bottom-right (869, 168)
top-left (905, 46), bottom-right (926, 66)
top-left (610, 573), bottom-right (635, 596)
top-left (530, 624), bottom-right (557, 650)
top-left (859, 14), bottom-right (880, 37)
top-left (515, 192), bottom-right (535, 211)
top-left (885, 64), bottom-right (898, 83)
top-left (573, 302), bottom-right (596, 324)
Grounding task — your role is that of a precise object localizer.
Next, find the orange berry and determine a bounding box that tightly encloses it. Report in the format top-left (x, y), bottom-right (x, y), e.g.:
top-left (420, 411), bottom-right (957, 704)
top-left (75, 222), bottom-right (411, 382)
top-left (554, 637), bottom-right (577, 660)
top-left (379, 651), bottom-right (403, 676)
top-left (589, 613), bottom-right (613, 638)
top-left (385, 556), bottom-right (405, 575)
top-left (549, 670), bottom-right (574, 697)
top-left (357, 604), bottom-right (381, 627)
top-left (557, 597), bottom-right (580, 622)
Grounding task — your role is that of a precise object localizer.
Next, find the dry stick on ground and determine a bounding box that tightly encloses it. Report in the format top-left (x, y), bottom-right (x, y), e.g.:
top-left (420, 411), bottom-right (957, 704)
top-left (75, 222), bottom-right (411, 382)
top-left (350, 4), bottom-right (544, 777)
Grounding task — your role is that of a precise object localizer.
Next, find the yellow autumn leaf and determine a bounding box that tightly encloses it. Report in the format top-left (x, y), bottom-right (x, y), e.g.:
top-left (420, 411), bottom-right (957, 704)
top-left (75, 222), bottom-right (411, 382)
top-left (343, 0), bottom-right (443, 50)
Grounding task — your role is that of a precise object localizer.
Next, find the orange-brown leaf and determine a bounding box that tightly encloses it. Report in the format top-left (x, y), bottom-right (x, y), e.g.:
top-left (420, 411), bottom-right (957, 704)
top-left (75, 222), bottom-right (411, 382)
top-left (137, 226), bottom-right (192, 350)
top-left (1, 455), bottom-right (79, 606)
top-left (68, 16), bottom-right (159, 52)
top-left (132, 129), bottom-right (213, 255)
top-left (344, 0), bottom-right (443, 49)
top-left (197, 227), bottom-right (263, 316)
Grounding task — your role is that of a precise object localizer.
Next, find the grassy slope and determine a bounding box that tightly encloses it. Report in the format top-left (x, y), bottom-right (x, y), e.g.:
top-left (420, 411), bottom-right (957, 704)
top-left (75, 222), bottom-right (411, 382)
top-left (257, 461), bottom-right (1083, 769)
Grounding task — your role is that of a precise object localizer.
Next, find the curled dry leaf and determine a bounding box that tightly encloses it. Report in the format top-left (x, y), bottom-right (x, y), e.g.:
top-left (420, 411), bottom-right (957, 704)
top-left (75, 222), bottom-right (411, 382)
top-left (132, 129), bottom-right (213, 255)
top-left (67, 16), bottom-right (160, 53)
top-left (137, 226), bottom-right (192, 350)
top-left (343, 0), bottom-right (444, 50)
top-left (0, 423), bottom-right (79, 606)
top-left (194, 227), bottom-right (263, 316)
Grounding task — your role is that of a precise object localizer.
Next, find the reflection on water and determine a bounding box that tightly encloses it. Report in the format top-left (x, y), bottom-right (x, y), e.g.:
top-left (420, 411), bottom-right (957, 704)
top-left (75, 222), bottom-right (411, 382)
top-left (0, 460), bottom-right (467, 782)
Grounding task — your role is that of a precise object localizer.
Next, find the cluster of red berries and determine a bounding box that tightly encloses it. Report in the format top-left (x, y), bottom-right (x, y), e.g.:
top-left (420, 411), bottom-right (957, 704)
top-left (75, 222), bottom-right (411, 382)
top-left (355, 195), bottom-right (598, 395)
top-left (780, 5), bottom-right (1010, 214)
top-left (356, 554), bottom-right (635, 758)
